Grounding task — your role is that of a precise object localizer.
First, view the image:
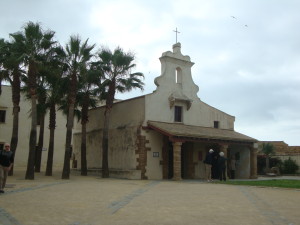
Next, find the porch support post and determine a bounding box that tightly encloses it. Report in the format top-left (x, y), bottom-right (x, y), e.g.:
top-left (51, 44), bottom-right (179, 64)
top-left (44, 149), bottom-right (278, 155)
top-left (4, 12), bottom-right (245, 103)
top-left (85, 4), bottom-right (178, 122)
top-left (172, 142), bottom-right (182, 181)
top-left (250, 144), bottom-right (258, 179)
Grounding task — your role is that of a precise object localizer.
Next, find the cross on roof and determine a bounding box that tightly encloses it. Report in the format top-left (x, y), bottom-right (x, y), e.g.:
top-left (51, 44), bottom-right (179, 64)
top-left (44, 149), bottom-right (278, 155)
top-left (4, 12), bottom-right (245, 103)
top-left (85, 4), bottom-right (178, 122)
top-left (173, 27), bottom-right (180, 43)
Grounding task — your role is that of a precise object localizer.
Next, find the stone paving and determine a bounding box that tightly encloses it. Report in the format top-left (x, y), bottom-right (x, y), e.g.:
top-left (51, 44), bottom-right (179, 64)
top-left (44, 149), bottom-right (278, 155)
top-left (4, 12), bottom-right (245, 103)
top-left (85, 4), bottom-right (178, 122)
top-left (0, 169), bottom-right (299, 225)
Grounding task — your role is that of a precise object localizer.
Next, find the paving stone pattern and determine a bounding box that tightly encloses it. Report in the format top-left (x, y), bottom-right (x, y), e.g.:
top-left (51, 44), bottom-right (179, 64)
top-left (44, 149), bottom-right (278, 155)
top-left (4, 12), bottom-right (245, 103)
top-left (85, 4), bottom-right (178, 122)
top-left (0, 170), bottom-right (299, 225)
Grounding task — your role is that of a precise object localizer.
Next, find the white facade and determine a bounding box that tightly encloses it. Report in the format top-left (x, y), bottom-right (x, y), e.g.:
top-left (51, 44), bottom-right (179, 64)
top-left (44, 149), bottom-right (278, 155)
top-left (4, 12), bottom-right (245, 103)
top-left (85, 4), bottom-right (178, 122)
top-left (72, 43), bottom-right (257, 180)
top-left (0, 85), bottom-right (67, 170)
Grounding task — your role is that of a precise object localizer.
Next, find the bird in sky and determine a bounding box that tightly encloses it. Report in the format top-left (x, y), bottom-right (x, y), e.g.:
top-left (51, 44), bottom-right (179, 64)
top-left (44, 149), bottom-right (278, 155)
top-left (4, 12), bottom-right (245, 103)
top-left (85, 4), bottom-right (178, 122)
top-left (231, 16), bottom-right (237, 19)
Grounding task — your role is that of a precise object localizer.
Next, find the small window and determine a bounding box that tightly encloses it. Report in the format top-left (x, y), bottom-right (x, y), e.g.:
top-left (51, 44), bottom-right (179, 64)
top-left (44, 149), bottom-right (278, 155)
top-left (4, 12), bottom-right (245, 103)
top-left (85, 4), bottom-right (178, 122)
top-left (175, 67), bottom-right (182, 84)
top-left (174, 106), bottom-right (182, 122)
top-left (214, 121), bottom-right (219, 128)
top-left (0, 110), bottom-right (6, 123)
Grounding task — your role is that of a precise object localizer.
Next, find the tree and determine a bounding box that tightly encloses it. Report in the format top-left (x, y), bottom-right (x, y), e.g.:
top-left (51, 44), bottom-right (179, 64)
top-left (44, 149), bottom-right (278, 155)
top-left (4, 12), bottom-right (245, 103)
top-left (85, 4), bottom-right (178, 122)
top-left (35, 76), bottom-right (47, 172)
top-left (260, 143), bottom-right (275, 173)
top-left (61, 35), bottom-right (95, 179)
top-left (77, 66), bottom-right (100, 175)
top-left (44, 46), bottom-right (68, 176)
top-left (0, 38), bottom-right (24, 175)
top-left (10, 21), bottom-right (56, 179)
top-left (96, 47), bottom-right (144, 178)
top-left (35, 43), bottom-right (64, 173)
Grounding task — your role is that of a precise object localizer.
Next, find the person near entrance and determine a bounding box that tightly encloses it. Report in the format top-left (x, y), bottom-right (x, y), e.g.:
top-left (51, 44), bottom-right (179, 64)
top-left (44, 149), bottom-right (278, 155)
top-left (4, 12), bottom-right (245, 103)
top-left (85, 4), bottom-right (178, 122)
top-left (203, 149), bottom-right (214, 182)
top-left (0, 143), bottom-right (14, 193)
top-left (217, 152), bottom-right (227, 181)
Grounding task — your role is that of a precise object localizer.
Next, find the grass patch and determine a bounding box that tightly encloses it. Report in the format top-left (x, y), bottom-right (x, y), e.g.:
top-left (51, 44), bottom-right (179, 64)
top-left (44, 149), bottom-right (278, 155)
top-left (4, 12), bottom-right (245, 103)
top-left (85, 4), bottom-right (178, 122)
top-left (216, 179), bottom-right (300, 189)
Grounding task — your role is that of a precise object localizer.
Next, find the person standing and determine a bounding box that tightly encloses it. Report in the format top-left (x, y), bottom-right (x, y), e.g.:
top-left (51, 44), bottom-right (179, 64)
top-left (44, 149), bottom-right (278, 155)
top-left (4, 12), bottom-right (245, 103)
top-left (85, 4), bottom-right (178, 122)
top-left (203, 149), bottom-right (214, 182)
top-left (0, 143), bottom-right (14, 193)
top-left (217, 152), bottom-right (227, 181)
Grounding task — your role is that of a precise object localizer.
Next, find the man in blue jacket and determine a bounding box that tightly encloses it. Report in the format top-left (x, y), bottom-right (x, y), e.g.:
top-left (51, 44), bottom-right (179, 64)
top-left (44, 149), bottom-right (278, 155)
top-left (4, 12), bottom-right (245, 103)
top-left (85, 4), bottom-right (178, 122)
top-left (0, 143), bottom-right (14, 193)
top-left (203, 149), bottom-right (214, 182)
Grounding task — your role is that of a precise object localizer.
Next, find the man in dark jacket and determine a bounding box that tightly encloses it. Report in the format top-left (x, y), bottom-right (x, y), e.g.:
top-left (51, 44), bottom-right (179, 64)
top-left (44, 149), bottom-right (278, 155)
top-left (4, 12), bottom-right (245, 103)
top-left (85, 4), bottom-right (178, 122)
top-left (203, 149), bottom-right (214, 182)
top-left (217, 152), bottom-right (227, 181)
top-left (0, 143), bottom-right (14, 193)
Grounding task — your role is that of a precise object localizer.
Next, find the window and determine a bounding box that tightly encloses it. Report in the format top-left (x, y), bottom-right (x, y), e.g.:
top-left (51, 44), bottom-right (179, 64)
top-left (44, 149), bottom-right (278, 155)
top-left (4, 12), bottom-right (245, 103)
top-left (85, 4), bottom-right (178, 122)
top-left (175, 67), bottom-right (182, 84)
top-left (0, 110), bottom-right (6, 123)
top-left (214, 121), bottom-right (219, 128)
top-left (174, 106), bottom-right (182, 122)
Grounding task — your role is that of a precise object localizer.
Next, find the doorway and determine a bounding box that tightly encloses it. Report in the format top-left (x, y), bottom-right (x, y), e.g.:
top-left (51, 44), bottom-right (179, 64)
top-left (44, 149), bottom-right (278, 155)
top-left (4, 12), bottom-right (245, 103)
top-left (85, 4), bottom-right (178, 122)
top-left (167, 142), bottom-right (194, 179)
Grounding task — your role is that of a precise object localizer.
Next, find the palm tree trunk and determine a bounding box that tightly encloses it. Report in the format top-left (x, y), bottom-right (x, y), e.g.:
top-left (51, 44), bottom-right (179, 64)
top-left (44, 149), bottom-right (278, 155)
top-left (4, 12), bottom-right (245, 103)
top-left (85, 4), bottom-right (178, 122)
top-left (45, 103), bottom-right (56, 176)
top-left (26, 62), bottom-right (37, 180)
top-left (25, 94), bottom-right (37, 180)
top-left (35, 113), bottom-right (45, 172)
top-left (9, 69), bottom-right (20, 176)
top-left (102, 80), bottom-right (115, 178)
top-left (9, 104), bottom-right (20, 176)
top-left (62, 103), bottom-right (74, 179)
top-left (102, 111), bottom-right (110, 178)
top-left (81, 97), bottom-right (89, 176)
top-left (81, 122), bottom-right (87, 176)
top-left (62, 73), bottom-right (77, 179)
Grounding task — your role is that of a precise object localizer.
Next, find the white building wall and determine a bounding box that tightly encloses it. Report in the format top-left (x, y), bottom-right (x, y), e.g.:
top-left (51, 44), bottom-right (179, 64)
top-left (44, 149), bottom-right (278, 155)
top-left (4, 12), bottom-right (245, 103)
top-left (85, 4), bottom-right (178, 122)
top-left (73, 96), bottom-right (145, 172)
top-left (0, 85), bottom-right (67, 170)
top-left (193, 143), bottom-right (206, 179)
top-left (230, 146), bottom-right (250, 179)
top-left (145, 43), bottom-right (235, 130)
top-left (144, 130), bottom-right (163, 179)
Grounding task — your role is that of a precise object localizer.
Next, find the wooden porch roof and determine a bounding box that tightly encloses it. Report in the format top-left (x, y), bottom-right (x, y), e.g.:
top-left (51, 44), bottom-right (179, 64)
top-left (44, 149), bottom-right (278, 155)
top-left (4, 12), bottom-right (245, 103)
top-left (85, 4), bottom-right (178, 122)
top-left (147, 121), bottom-right (257, 144)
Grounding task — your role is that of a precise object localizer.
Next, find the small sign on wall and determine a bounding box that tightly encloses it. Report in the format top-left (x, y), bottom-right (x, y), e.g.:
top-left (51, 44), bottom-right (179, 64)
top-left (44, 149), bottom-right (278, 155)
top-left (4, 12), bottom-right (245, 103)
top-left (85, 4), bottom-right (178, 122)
top-left (153, 152), bottom-right (159, 157)
top-left (42, 147), bottom-right (47, 151)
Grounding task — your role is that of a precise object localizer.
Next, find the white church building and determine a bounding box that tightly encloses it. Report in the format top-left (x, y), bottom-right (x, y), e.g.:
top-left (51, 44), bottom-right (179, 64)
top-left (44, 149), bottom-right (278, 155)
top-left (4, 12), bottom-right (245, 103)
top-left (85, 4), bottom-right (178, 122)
top-left (72, 43), bottom-right (258, 180)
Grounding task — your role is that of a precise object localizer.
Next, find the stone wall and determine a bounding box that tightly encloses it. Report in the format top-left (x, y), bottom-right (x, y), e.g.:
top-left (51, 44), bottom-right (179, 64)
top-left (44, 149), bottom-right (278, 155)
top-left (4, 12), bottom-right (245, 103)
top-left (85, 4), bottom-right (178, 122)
top-left (72, 96), bottom-right (146, 179)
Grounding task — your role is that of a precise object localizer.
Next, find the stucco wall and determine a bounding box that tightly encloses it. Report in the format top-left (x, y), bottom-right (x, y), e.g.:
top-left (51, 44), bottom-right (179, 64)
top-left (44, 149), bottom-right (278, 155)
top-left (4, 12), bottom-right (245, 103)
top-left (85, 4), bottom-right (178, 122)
top-left (0, 85), bottom-right (67, 170)
top-left (230, 146), bottom-right (250, 179)
top-left (193, 143), bottom-right (206, 179)
top-left (144, 44), bottom-right (235, 130)
top-left (143, 130), bottom-right (164, 179)
top-left (73, 96), bottom-right (145, 175)
top-left (146, 92), bottom-right (234, 129)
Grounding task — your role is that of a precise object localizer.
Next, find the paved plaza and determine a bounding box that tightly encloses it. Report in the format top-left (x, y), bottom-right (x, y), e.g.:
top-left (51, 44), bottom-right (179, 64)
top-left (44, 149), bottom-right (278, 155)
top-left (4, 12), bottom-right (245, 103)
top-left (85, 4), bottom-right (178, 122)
top-left (0, 169), bottom-right (299, 225)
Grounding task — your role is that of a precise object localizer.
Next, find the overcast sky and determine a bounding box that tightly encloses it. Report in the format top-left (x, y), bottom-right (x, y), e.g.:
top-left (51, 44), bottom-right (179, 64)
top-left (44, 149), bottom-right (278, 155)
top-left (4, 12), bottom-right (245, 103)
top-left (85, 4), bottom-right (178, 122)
top-left (1, 0), bottom-right (299, 146)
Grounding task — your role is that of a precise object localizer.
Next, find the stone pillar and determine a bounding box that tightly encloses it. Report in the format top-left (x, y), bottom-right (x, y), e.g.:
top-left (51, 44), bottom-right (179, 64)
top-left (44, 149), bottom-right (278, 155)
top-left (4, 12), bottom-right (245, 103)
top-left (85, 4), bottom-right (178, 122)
top-left (173, 142), bottom-right (182, 181)
top-left (250, 145), bottom-right (258, 179)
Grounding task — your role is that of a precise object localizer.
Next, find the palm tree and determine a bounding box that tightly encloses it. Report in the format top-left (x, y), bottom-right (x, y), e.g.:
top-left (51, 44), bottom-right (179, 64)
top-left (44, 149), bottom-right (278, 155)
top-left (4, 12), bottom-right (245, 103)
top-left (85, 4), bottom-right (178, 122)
top-left (10, 21), bottom-right (56, 179)
top-left (61, 35), bottom-right (95, 179)
top-left (96, 47), bottom-right (144, 178)
top-left (0, 38), bottom-right (24, 175)
top-left (45, 47), bottom-right (68, 176)
top-left (77, 67), bottom-right (100, 175)
top-left (35, 43), bottom-right (64, 173)
top-left (260, 143), bottom-right (275, 173)
top-left (35, 76), bottom-right (47, 172)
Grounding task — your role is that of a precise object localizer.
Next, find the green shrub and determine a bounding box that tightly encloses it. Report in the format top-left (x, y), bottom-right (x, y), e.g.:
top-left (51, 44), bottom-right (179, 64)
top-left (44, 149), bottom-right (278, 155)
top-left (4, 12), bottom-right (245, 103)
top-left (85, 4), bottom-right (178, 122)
top-left (282, 158), bottom-right (299, 174)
